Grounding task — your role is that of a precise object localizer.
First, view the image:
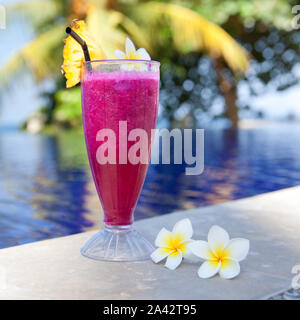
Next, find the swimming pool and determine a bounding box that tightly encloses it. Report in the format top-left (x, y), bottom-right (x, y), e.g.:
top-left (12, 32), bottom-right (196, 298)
top-left (0, 121), bottom-right (299, 248)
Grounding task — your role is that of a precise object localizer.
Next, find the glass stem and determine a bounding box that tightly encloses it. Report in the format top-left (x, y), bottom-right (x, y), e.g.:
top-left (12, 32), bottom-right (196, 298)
top-left (104, 224), bottom-right (133, 232)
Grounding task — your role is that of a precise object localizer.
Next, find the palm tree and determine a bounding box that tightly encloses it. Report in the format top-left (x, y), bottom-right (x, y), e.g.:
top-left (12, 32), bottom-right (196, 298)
top-left (1, 0), bottom-right (249, 126)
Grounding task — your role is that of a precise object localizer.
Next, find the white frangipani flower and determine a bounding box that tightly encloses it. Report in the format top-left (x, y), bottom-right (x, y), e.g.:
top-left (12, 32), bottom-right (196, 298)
top-left (114, 37), bottom-right (151, 61)
top-left (151, 218), bottom-right (194, 270)
top-left (188, 225), bottom-right (250, 279)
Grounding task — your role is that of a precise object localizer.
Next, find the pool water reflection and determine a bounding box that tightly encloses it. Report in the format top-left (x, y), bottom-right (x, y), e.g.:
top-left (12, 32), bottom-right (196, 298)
top-left (0, 122), bottom-right (299, 248)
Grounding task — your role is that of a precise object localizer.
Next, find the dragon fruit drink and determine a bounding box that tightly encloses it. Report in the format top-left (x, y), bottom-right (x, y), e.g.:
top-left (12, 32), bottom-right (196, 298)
top-left (80, 60), bottom-right (160, 261)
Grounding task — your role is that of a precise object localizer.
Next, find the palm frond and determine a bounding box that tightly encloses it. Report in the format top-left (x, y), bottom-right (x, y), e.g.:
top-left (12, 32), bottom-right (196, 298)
top-left (0, 24), bottom-right (65, 87)
top-left (87, 4), bottom-right (150, 56)
top-left (120, 15), bottom-right (150, 51)
top-left (129, 2), bottom-right (249, 73)
top-left (6, 0), bottom-right (61, 27)
top-left (86, 7), bottom-right (127, 58)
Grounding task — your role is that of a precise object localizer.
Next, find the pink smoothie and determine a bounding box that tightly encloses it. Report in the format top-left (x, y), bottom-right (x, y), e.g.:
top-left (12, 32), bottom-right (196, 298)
top-left (81, 70), bottom-right (159, 225)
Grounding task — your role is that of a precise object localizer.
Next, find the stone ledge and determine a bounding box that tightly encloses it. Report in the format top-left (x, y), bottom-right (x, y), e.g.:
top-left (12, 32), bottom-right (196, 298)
top-left (0, 186), bottom-right (299, 300)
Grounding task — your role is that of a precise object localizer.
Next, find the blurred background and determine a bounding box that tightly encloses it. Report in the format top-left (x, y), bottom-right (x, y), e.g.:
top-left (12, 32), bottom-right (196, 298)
top-left (0, 0), bottom-right (300, 248)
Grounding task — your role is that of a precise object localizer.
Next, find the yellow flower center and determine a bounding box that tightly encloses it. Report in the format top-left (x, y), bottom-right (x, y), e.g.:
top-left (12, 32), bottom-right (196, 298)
top-left (169, 233), bottom-right (187, 254)
top-left (212, 246), bottom-right (229, 263)
top-left (127, 52), bottom-right (137, 59)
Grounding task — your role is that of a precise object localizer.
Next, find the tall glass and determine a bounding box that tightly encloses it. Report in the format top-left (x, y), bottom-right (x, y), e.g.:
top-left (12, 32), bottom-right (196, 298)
top-left (80, 60), bottom-right (160, 261)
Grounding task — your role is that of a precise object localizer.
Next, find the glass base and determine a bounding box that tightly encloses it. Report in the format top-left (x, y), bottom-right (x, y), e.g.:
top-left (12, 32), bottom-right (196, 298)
top-left (80, 225), bottom-right (154, 262)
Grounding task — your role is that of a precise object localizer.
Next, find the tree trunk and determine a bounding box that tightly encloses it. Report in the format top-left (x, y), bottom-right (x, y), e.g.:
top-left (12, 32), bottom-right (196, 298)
top-left (215, 59), bottom-right (238, 128)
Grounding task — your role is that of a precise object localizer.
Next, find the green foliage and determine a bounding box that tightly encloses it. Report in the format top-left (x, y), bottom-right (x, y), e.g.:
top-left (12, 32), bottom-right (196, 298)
top-left (193, 0), bottom-right (294, 29)
top-left (53, 86), bottom-right (82, 126)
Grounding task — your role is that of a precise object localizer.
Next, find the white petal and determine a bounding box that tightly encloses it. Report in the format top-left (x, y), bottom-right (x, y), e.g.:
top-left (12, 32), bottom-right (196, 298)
top-left (208, 225), bottom-right (230, 256)
top-left (188, 240), bottom-right (215, 260)
top-left (114, 50), bottom-right (125, 59)
top-left (219, 259), bottom-right (240, 279)
top-left (151, 248), bottom-right (173, 263)
top-left (154, 227), bottom-right (173, 248)
top-left (126, 37), bottom-right (136, 55)
top-left (223, 238), bottom-right (250, 262)
top-left (197, 260), bottom-right (221, 279)
top-left (165, 250), bottom-right (182, 270)
top-left (172, 218), bottom-right (193, 240)
top-left (183, 241), bottom-right (201, 262)
top-left (136, 48), bottom-right (151, 60)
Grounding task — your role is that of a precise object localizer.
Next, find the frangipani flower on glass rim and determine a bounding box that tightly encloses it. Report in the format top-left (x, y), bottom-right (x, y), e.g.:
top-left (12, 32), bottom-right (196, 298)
top-left (188, 225), bottom-right (250, 279)
top-left (114, 37), bottom-right (151, 61)
top-left (114, 37), bottom-right (151, 71)
top-left (151, 218), bottom-right (195, 270)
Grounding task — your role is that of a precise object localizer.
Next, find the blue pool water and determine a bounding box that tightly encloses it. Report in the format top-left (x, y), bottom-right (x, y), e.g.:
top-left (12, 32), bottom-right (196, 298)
top-left (0, 122), bottom-right (299, 248)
